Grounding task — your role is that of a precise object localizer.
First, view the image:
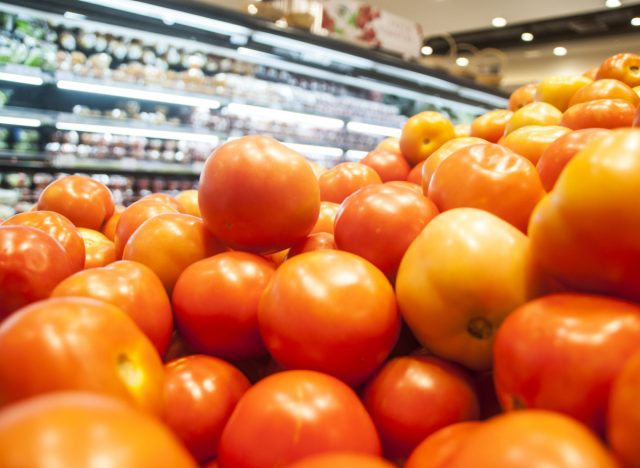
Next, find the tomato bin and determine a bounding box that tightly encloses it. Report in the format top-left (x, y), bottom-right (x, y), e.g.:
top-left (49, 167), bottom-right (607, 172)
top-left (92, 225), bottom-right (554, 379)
top-left (1, 51), bottom-right (640, 467)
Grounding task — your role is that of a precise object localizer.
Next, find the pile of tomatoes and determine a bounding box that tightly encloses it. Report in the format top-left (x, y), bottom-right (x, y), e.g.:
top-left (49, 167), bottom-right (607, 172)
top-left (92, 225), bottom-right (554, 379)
top-left (0, 52), bottom-right (639, 468)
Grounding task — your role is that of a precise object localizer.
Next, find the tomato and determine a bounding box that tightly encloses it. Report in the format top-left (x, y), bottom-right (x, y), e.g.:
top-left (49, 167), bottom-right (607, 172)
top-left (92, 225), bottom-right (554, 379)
top-left (140, 192), bottom-right (183, 211)
top-left (289, 453), bottom-right (394, 468)
top-left (0, 297), bottom-right (164, 414)
top-left (175, 190), bottom-right (201, 217)
top-left (470, 109), bottom-right (513, 143)
top-left (319, 162), bottom-right (382, 204)
top-left (114, 199), bottom-right (179, 257)
top-left (258, 250), bottom-right (400, 386)
top-left (501, 125), bottom-right (571, 165)
top-left (362, 356), bottom-right (479, 460)
top-left (386, 180), bottom-right (423, 195)
top-left (404, 422), bottom-right (481, 468)
top-left (173, 251), bottom-right (274, 360)
top-left (101, 206), bottom-right (123, 241)
top-left (51, 260), bottom-right (173, 357)
top-left (453, 123), bottom-right (471, 138)
top-left (375, 137), bottom-right (402, 156)
top-left (405, 160), bottom-right (425, 185)
top-left (596, 53), bottom-right (640, 87)
top-left (334, 183), bottom-right (438, 279)
top-left (396, 208), bottom-right (541, 371)
top-left (199, 136), bottom-right (320, 253)
top-left (265, 248), bottom-right (288, 267)
top-left (445, 410), bottom-right (619, 468)
top-left (494, 293), bottom-right (640, 434)
top-left (0, 392), bottom-right (198, 468)
top-left (428, 143), bottom-right (545, 232)
top-left (286, 232), bottom-right (336, 259)
top-left (421, 137), bottom-right (486, 193)
top-left (0, 226), bottom-right (72, 320)
top-left (163, 355), bottom-right (250, 463)
top-left (218, 370), bottom-right (381, 467)
top-left (310, 201), bottom-right (340, 235)
top-left (508, 82), bottom-right (537, 111)
top-left (360, 149), bottom-right (410, 182)
top-left (400, 112), bottom-right (455, 166)
top-left (77, 228), bottom-right (116, 268)
top-left (2, 210), bottom-right (85, 273)
top-left (309, 161), bottom-right (328, 179)
top-left (505, 102), bottom-right (562, 135)
top-left (636, 104), bottom-right (640, 127)
top-left (536, 128), bottom-right (611, 191)
top-left (36, 175), bottom-right (115, 230)
top-left (529, 129), bottom-right (640, 301)
top-left (569, 78), bottom-right (640, 107)
top-left (561, 98), bottom-right (636, 130)
top-left (584, 67), bottom-right (599, 80)
top-left (123, 213), bottom-right (224, 293)
top-left (535, 75), bottom-right (592, 111)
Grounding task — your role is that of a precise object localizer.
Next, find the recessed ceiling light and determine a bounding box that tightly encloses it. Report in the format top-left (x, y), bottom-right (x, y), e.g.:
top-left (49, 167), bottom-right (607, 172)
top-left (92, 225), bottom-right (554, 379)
top-left (492, 17), bottom-right (507, 27)
top-left (421, 46), bottom-right (434, 56)
top-left (521, 32), bottom-right (534, 42)
top-left (605, 0), bottom-right (622, 7)
top-left (632, 17), bottom-right (640, 26)
top-left (247, 4), bottom-right (258, 14)
top-left (553, 46), bottom-right (567, 56)
top-left (456, 57), bottom-right (470, 67)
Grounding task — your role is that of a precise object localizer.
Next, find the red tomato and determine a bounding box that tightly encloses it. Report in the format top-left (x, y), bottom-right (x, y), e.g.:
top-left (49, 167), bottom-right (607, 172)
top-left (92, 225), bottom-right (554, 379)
top-left (163, 355), bottom-right (250, 463)
top-left (596, 53), bottom-right (640, 87)
top-left (0, 226), bottom-right (73, 320)
top-left (2, 211), bottom-right (85, 273)
top-left (123, 213), bottom-right (225, 293)
top-left (36, 175), bottom-right (115, 230)
top-left (421, 137), bottom-right (486, 194)
top-left (470, 109), bottom-right (513, 143)
top-left (494, 293), bottom-right (640, 434)
top-left (173, 252), bottom-right (275, 360)
top-left (536, 128), bottom-right (611, 191)
top-left (0, 392), bottom-right (198, 468)
top-left (561, 99), bottom-right (636, 130)
top-left (334, 183), bottom-right (439, 279)
top-left (501, 125), bottom-right (571, 165)
top-left (258, 250), bottom-right (400, 386)
top-left (360, 149), bottom-right (411, 182)
top-left (636, 105), bottom-right (640, 127)
top-left (51, 260), bottom-right (173, 357)
top-left (218, 370), bottom-right (381, 468)
top-left (405, 160), bottom-right (425, 185)
top-left (199, 136), bottom-right (320, 253)
top-left (77, 228), bottom-right (117, 269)
top-left (428, 143), bottom-right (545, 232)
top-left (101, 206), bottom-right (124, 242)
top-left (569, 78), bottom-right (640, 107)
top-left (286, 232), bottom-right (336, 259)
top-left (319, 162), bottom-right (382, 204)
top-left (289, 453), bottom-right (394, 468)
top-left (310, 201), bottom-right (340, 235)
top-left (404, 422), bottom-right (481, 468)
top-left (508, 82), bottom-right (537, 111)
top-left (362, 356), bottom-right (479, 460)
top-left (175, 190), bottom-right (201, 217)
top-left (140, 192), bottom-right (183, 211)
top-left (0, 297), bottom-right (164, 414)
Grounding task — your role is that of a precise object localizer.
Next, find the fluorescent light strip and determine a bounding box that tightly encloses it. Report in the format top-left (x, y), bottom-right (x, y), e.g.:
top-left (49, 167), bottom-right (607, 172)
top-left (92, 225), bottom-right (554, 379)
top-left (458, 88), bottom-right (509, 108)
top-left (0, 116), bottom-right (41, 127)
top-left (226, 103), bottom-right (345, 130)
top-left (56, 80), bottom-right (221, 109)
top-left (56, 122), bottom-right (219, 144)
top-left (346, 121), bottom-right (401, 137)
top-left (283, 142), bottom-right (343, 158)
top-left (375, 64), bottom-right (460, 93)
top-left (0, 72), bottom-right (44, 86)
top-left (344, 150), bottom-right (368, 160)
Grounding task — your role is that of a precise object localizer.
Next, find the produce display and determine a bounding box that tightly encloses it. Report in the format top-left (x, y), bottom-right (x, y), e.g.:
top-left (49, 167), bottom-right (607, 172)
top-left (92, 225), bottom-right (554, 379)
top-left (1, 51), bottom-right (640, 467)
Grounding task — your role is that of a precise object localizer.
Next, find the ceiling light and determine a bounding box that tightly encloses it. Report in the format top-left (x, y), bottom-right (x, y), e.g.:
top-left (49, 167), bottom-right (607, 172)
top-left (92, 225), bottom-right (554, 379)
top-left (421, 46), bottom-right (433, 56)
top-left (456, 57), bottom-right (470, 67)
top-left (521, 32), bottom-right (534, 42)
top-left (247, 4), bottom-right (258, 14)
top-left (605, 0), bottom-right (622, 7)
top-left (632, 17), bottom-right (640, 26)
top-left (491, 17), bottom-right (507, 28)
top-left (553, 46), bottom-right (567, 56)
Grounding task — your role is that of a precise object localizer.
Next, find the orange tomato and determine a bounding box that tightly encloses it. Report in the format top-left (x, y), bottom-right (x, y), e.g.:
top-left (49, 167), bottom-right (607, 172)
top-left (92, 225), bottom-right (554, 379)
top-left (609, 349), bottom-right (640, 467)
top-left (375, 137), bottom-right (402, 156)
top-left (400, 111), bottom-right (456, 165)
top-left (101, 206), bottom-right (124, 241)
top-left (453, 123), bottom-right (471, 138)
top-left (404, 422), bottom-right (481, 468)
top-left (360, 149), bottom-right (411, 182)
top-left (505, 102), bottom-right (562, 135)
top-left (569, 78), bottom-right (640, 107)
top-left (596, 53), bottom-right (640, 87)
top-left (140, 192), bottom-right (183, 211)
top-left (501, 125), bottom-right (571, 165)
top-left (319, 162), bottom-right (382, 203)
top-left (421, 137), bottom-right (486, 193)
top-left (289, 453), bottom-right (394, 468)
top-left (561, 98), bottom-right (636, 130)
top-left (535, 75), bottom-right (592, 112)
top-left (508, 82), bottom-right (537, 111)
top-left (77, 228), bottom-right (117, 268)
top-left (470, 109), bottom-right (513, 143)
top-left (583, 66), bottom-right (599, 80)
top-left (405, 160), bottom-right (425, 185)
top-left (36, 175), bottom-right (115, 230)
top-left (175, 190), bottom-right (201, 217)
top-left (286, 232), bottom-right (336, 259)
top-left (309, 161), bottom-right (328, 179)
top-left (310, 201), bottom-right (340, 235)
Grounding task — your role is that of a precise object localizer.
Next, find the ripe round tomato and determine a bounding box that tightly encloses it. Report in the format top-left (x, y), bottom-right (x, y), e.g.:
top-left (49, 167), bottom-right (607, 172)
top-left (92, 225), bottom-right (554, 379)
top-left (583, 67), bottom-right (599, 80)
top-left (77, 228), bottom-right (116, 269)
top-left (0, 226), bottom-right (73, 320)
top-left (421, 137), bottom-right (486, 193)
top-left (114, 199), bottom-right (179, 257)
top-left (400, 112), bottom-right (455, 165)
top-left (36, 175), bottom-right (115, 230)
top-left (362, 356), bottom-right (479, 460)
top-left (453, 123), bottom-right (471, 138)
top-left (51, 260), bottom-right (173, 357)
top-left (199, 136), bottom-right (320, 253)
top-left (0, 297), bottom-right (164, 414)
top-left (334, 183), bottom-right (438, 279)
top-left (123, 213), bottom-right (224, 292)
top-left (501, 125), bottom-right (571, 165)
top-left (101, 206), bottom-right (124, 242)
top-left (1, 210), bottom-right (85, 273)
top-left (289, 453), bottom-right (394, 468)
top-left (535, 75), bottom-right (592, 112)
top-left (310, 201), bottom-right (340, 235)
top-left (218, 370), bottom-right (381, 468)
top-left (175, 190), bottom-right (201, 217)
top-left (428, 143), bottom-right (545, 232)
top-left (536, 128), bottom-right (611, 191)
top-left (508, 82), bottom-right (537, 111)
top-left (286, 232), bottom-right (336, 259)
top-left (445, 410), bottom-right (619, 468)
top-left (505, 102), bottom-right (562, 135)
top-left (0, 392), bottom-right (198, 468)
top-left (396, 208), bottom-right (541, 371)
top-left (494, 293), bottom-right (640, 434)
top-left (529, 128), bottom-right (640, 301)
top-left (163, 355), bottom-right (250, 463)
top-left (360, 149), bottom-right (411, 182)
top-left (561, 99), bottom-right (636, 130)
top-left (406, 160), bottom-right (425, 185)
top-left (596, 53), bottom-right (640, 87)
top-left (319, 162), bottom-right (382, 204)
top-left (258, 250), bottom-right (400, 386)
top-left (404, 422), bottom-right (481, 468)
top-left (173, 251), bottom-right (275, 360)
top-left (140, 192), bottom-right (183, 211)
top-left (569, 78), bottom-right (640, 107)
top-left (375, 137), bottom-right (402, 156)
top-left (470, 110), bottom-right (513, 143)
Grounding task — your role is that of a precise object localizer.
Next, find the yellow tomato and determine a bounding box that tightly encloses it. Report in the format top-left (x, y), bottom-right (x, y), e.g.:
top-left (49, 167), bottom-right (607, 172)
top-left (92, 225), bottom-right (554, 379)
top-left (535, 75), bottom-right (592, 112)
top-left (505, 102), bottom-right (562, 135)
top-left (400, 112), bottom-right (456, 165)
top-left (501, 125), bottom-right (571, 165)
